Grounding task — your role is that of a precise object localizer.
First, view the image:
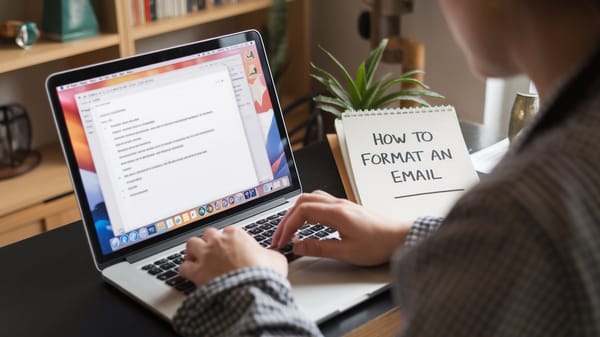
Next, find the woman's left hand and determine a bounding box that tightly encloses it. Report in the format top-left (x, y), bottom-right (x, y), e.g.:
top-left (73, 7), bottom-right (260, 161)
top-left (178, 226), bottom-right (288, 286)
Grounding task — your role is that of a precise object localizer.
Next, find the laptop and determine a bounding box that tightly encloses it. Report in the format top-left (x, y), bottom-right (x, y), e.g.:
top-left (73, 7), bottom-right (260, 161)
top-left (45, 30), bottom-right (390, 324)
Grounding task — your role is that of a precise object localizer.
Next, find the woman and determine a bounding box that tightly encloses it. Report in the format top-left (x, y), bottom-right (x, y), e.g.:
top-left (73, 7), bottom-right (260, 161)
top-left (174, 1), bottom-right (600, 336)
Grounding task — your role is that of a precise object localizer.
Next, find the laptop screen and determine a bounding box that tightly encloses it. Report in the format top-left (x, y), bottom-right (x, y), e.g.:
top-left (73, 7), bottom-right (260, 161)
top-left (47, 31), bottom-right (300, 263)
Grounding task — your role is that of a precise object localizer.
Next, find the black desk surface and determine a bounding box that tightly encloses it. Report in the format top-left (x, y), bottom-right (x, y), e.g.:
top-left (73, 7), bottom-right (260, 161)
top-left (0, 122), bottom-right (502, 337)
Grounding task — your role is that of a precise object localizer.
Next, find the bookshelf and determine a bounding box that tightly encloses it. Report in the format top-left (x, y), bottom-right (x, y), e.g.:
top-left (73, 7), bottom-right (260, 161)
top-left (0, 0), bottom-right (311, 246)
top-left (0, 34), bottom-right (120, 74)
top-left (130, 0), bottom-right (272, 40)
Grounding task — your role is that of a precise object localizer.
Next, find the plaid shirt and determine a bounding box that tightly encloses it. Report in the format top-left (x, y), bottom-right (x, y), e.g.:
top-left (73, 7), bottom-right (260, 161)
top-left (173, 42), bottom-right (600, 337)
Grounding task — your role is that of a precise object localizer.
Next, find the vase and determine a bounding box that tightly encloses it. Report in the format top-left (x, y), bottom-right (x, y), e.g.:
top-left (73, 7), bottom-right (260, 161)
top-left (42, 0), bottom-right (99, 42)
top-left (508, 92), bottom-right (538, 142)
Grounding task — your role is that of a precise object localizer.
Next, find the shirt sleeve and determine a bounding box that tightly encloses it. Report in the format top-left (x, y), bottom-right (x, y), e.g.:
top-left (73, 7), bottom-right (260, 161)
top-left (391, 187), bottom-right (571, 336)
top-left (173, 267), bottom-right (323, 337)
top-left (404, 216), bottom-right (444, 248)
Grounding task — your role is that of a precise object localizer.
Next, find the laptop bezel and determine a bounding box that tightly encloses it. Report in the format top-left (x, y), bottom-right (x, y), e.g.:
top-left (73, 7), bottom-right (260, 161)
top-left (46, 30), bottom-right (302, 269)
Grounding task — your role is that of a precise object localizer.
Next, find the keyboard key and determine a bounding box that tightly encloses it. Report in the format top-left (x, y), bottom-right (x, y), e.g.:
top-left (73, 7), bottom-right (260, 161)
top-left (141, 264), bottom-right (153, 270)
top-left (277, 210), bottom-right (288, 216)
top-left (325, 227), bottom-right (336, 233)
top-left (157, 270), bottom-right (177, 281)
top-left (267, 214), bottom-right (279, 220)
top-left (159, 262), bottom-right (176, 270)
top-left (281, 243), bottom-right (294, 254)
top-left (256, 219), bottom-right (267, 224)
top-left (265, 229), bottom-right (275, 237)
top-left (312, 225), bottom-right (324, 231)
top-left (299, 228), bottom-right (315, 236)
top-left (166, 276), bottom-right (187, 287)
top-left (167, 253), bottom-right (180, 260)
top-left (180, 250), bottom-right (186, 255)
top-left (148, 267), bottom-right (162, 275)
top-left (175, 280), bottom-right (196, 294)
top-left (315, 231), bottom-right (329, 238)
top-left (254, 235), bottom-right (266, 242)
top-left (269, 219), bottom-right (281, 226)
top-left (244, 223), bottom-right (257, 229)
top-left (259, 224), bottom-right (273, 231)
top-left (248, 228), bottom-right (262, 235)
top-left (154, 258), bottom-right (168, 265)
top-left (173, 257), bottom-right (184, 265)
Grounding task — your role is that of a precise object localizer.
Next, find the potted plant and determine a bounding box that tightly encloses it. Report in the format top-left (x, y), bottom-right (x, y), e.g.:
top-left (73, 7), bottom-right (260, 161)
top-left (311, 38), bottom-right (444, 118)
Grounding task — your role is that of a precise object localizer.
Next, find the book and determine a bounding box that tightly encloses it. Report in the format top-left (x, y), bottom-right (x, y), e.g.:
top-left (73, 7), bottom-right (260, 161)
top-left (335, 105), bottom-right (479, 221)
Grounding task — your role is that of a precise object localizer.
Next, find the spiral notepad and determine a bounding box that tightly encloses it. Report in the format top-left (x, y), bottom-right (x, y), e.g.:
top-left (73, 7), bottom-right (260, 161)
top-left (335, 105), bottom-right (479, 220)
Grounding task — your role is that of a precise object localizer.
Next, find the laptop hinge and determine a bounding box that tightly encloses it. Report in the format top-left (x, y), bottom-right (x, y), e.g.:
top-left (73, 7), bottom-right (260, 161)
top-left (125, 196), bottom-right (293, 263)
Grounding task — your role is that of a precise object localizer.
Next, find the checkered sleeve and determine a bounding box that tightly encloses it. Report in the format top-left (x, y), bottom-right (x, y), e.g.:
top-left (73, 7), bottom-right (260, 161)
top-left (392, 186), bottom-right (571, 336)
top-left (404, 216), bottom-right (444, 248)
top-left (173, 267), bottom-right (323, 337)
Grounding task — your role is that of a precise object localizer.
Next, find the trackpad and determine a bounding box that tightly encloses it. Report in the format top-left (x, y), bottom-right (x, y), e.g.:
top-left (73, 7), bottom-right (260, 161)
top-left (288, 257), bottom-right (391, 323)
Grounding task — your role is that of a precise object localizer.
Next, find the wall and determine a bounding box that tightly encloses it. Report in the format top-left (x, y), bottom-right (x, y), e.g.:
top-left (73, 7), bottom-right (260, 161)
top-left (309, 0), bottom-right (486, 122)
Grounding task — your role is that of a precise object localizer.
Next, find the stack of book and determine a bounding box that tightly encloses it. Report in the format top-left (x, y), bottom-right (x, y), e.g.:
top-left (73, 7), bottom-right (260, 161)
top-left (129, 0), bottom-right (241, 26)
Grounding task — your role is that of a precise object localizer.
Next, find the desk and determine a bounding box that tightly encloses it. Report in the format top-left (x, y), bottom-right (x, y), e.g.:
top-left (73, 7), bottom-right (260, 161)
top-left (0, 122), bottom-right (502, 337)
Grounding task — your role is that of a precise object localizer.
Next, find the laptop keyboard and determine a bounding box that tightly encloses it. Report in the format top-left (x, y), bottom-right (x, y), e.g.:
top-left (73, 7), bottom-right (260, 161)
top-left (140, 209), bottom-right (339, 294)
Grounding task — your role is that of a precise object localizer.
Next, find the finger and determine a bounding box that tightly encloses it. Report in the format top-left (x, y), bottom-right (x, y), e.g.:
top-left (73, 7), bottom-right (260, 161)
top-left (178, 259), bottom-right (194, 279)
top-left (184, 237), bottom-right (206, 261)
top-left (273, 192), bottom-right (340, 247)
top-left (311, 190), bottom-right (337, 199)
top-left (202, 227), bottom-right (220, 242)
top-left (224, 225), bottom-right (257, 246)
top-left (293, 238), bottom-right (344, 260)
top-left (275, 201), bottom-right (352, 249)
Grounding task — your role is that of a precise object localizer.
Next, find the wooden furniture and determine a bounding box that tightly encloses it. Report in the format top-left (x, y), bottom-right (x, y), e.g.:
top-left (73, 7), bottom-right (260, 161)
top-left (0, 143), bottom-right (76, 246)
top-left (0, 0), bottom-right (311, 247)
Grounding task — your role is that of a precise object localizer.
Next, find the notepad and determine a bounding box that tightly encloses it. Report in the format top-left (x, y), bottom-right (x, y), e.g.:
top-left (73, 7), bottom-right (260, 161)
top-left (335, 106), bottom-right (479, 221)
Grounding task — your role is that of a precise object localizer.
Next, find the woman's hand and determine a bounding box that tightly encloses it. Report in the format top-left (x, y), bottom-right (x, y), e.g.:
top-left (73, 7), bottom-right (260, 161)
top-left (179, 226), bottom-right (288, 287)
top-left (272, 190), bottom-right (412, 266)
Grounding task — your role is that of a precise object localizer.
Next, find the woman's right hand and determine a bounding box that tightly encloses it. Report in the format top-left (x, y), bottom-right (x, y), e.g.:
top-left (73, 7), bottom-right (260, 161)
top-left (272, 190), bottom-right (413, 266)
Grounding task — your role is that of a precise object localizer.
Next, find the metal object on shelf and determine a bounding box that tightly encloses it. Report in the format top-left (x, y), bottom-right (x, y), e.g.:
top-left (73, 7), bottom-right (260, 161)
top-left (0, 104), bottom-right (41, 179)
top-left (0, 20), bottom-right (40, 49)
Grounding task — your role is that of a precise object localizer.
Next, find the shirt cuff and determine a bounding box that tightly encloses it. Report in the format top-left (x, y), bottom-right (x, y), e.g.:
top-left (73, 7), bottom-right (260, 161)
top-left (404, 216), bottom-right (444, 248)
top-left (173, 267), bottom-right (321, 337)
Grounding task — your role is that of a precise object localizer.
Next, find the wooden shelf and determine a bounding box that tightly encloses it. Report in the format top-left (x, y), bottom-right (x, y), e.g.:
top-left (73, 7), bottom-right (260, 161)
top-left (0, 34), bottom-right (120, 74)
top-left (0, 143), bottom-right (72, 218)
top-left (0, 0), bottom-right (311, 245)
top-left (131, 0), bottom-right (272, 40)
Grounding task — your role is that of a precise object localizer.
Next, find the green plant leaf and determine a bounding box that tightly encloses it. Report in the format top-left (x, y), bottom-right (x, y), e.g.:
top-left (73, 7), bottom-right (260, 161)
top-left (396, 88), bottom-right (445, 99)
top-left (362, 73), bottom-right (393, 109)
top-left (310, 39), bottom-right (446, 117)
top-left (316, 103), bottom-right (343, 119)
top-left (310, 64), bottom-right (352, 106)
top-left (395, 77), bottom-right (430, 89)
top-left (318, 45), bottom-right (361, 106)
top-left (314, 95), bottom-right (353, 110)
top-left (355, 63), bottom-right (367, 96)
top-left (378, 74), bottom-right (429, 94)
top-left (364, 38), bottom-right (387, 86)
top-left (398, 69), bottom-right (425, 78)
top-left (373, 92), bottom-right (431, 108)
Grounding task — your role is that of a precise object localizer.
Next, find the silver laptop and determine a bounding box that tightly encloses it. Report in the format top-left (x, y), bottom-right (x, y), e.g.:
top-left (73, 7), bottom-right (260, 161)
top-left (45, 30), bottom-right (390, 324)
